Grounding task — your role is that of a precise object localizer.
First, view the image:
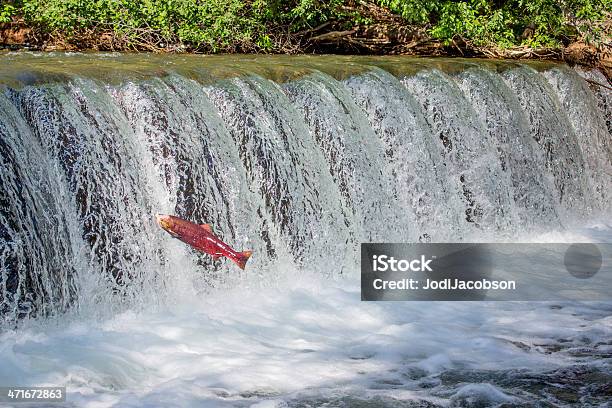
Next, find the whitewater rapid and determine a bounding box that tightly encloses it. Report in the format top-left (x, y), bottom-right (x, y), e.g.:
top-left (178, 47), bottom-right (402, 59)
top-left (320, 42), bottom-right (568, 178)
top-left (1, 223), bottom-right (610, 407)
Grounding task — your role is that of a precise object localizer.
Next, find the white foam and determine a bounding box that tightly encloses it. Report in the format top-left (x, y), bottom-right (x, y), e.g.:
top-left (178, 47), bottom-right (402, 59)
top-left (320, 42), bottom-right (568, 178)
top-left (0, 225), bottom-right (610, 407)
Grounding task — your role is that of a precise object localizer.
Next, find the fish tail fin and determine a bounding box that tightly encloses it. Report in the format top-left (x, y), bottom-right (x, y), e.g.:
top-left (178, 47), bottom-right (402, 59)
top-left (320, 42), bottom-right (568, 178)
top-left (234, 250), bottom-right (253, 270)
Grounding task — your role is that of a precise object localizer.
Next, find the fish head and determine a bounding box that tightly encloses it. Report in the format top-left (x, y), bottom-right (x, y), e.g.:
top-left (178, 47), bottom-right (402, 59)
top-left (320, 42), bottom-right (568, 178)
top-left (155, 214), bottom-right (178, 236)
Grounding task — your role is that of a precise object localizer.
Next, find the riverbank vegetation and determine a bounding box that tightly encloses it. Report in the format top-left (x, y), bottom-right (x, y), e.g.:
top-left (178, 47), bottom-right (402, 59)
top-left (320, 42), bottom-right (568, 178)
top-left (1, 0), bottom-right (610, 65)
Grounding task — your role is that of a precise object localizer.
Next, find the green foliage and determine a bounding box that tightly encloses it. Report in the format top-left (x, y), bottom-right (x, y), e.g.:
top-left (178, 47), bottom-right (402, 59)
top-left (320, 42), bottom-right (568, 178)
top-left (380, 0), bottom-right (611, 48)
top-left (0, 3), bottom-right (16, 23)
top-left (13, 0), bottom-right (268, 50)
top-left (4, 0), bottom-right (351, 51)
top-left (377, 0), bottom-right (433, 24)
top-left (280, 0), bottom-right (347, 30)
top-left (2, 0), bottom-right (610, 51)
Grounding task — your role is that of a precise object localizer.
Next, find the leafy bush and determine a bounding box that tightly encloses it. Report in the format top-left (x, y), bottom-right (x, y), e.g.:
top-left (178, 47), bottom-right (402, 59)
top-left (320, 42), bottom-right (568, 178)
top-left (0, 3), bottom-right (16, 23)
top-left (380, 0), bottom-right (611, 48)
top-left (3, 0), bottom-right (351, 50)
top-left (13, 0), bottom-right (263, 50)
top-left (1, 0), bottom-right (610, 51)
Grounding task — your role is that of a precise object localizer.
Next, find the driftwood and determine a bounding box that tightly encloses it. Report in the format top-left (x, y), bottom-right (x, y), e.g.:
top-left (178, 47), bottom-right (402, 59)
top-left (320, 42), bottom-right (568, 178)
top-left (310, 29), bottom-right (357, 42)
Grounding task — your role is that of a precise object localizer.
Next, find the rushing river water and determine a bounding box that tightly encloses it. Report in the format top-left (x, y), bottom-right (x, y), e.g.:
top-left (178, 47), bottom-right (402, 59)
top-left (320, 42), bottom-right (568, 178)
top-left (0, 53), bottom-right (611, 407)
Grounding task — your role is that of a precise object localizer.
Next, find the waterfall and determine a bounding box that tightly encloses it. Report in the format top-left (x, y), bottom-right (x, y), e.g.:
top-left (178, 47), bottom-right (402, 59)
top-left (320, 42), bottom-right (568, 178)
top-left (0, 93), bottom-right (77, 318)
top-left (283, 71), bottom-right (413, 243)
top-left (543, 66), bottom-right (612, 211)
top-left (402, 68), bottom-right (518, 233)
top-left (502, 66), bottom-right (594, 220)
top-left (455, 67), bottom-right (560, 228)
top-left (203, 75), bottom-right (352, 273)
top-left (343, 67), bottom-right (463, 241)
top-left (0, 55), bottom-right (610, 322)
top-left (111, 75), bottom-right (255, 288)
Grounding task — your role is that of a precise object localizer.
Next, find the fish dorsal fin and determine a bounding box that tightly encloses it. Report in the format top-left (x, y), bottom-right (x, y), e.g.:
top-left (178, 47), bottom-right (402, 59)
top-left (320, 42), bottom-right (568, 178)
top-left (200, 223), bottom-right (213, 233)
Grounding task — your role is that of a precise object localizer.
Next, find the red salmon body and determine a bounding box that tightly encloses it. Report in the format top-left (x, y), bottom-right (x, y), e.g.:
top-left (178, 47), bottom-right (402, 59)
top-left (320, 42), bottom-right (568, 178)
top-left (155, 214), bottom-right (252, 269)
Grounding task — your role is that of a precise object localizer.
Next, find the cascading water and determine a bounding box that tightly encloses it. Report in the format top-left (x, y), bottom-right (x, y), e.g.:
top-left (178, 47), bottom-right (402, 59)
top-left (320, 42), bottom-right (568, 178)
top-left (203, 75), bottom-right (352, 273)
top-left (0, 93), bottom-right (77, 318)
top-left (283, 71), bottom-right (414, 244)
top-left (455, 67), bottom-right (560, 228)
top-left (402, 68), bottom-right (518, 233)
top-left (0, 54), bottom-right (610, 406)
top-left (10, 79), bottom-right (166, 313)
top-left (111, 75), bottom-right (256, 287)
top-left (543, 66), bottom-right (612, 210)
top-left (343, 67), bottom-right (464, 241)
top-left (502, 65), bottom-right (595, 220)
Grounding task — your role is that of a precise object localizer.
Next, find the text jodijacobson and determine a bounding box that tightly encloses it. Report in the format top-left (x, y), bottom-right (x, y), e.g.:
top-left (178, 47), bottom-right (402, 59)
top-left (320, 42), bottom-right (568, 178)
top-left (372, 278), bottom-right (516, 290)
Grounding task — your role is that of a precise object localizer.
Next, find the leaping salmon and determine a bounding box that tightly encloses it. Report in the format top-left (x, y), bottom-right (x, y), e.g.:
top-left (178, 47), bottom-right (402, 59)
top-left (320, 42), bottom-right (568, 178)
top-left (155, 214), bottom-right (252, 269)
